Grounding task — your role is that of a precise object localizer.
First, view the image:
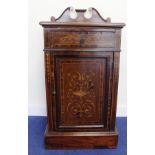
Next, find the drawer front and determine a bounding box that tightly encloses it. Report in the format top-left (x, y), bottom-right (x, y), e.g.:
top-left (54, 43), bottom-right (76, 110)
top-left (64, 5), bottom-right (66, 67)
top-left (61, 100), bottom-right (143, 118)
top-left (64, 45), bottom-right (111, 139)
top-left (53, 52), bottom-right (113, 131)
top-left (44, 29), bottom-right (116, 49)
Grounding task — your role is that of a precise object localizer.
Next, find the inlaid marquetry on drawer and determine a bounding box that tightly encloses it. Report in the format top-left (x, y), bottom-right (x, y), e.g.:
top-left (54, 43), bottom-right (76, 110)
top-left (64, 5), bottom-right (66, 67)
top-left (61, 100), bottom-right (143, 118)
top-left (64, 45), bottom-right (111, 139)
top-left (44, 30), bottom-right (116, 49)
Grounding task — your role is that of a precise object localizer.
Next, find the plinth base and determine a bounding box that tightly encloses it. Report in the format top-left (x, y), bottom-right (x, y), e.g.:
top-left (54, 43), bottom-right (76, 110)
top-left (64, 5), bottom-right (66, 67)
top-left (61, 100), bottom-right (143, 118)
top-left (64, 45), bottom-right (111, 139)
top-left (44, 127), bottom-right (118, 149)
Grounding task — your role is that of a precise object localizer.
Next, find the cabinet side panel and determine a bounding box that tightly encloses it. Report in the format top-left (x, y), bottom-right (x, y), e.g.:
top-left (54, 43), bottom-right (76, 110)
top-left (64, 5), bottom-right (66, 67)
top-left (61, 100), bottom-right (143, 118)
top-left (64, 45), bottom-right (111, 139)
top-left (110, 52), bottom-right (120, 130)
top-left (115, 29), bottom-right (121, 51)
top-left (44, 52), bottom-right (54, 130)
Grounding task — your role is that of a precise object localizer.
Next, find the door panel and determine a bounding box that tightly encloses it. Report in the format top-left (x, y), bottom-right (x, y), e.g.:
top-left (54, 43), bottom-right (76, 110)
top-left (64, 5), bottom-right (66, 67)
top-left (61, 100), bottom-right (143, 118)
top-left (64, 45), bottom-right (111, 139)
top-left (54, 53), bottom-right (113, 131)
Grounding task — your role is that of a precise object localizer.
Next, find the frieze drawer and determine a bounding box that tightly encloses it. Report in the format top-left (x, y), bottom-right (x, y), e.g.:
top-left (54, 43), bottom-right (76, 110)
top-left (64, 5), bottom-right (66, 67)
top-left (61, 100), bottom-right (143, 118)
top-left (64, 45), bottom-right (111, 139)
top-left (44, 30), bottom-right (117, 49)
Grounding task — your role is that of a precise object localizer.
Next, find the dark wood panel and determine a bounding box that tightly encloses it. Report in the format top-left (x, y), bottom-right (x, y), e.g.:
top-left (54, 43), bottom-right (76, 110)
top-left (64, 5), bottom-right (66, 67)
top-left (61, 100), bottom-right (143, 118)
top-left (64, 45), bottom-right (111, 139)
top-left (56, 57), bottom-right (106, 129)
top-left (52, 52), bottom-right (113, 131)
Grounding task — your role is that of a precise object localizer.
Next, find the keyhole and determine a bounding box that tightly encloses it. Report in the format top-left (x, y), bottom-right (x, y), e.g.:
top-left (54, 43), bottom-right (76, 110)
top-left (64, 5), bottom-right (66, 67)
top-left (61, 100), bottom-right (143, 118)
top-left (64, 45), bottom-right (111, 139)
top-left (80, 39), bottom-right (85, 45)
top-left (76, 112), bottom-right (81, 118)
top-left (88, 81), bottom-right (94, 90)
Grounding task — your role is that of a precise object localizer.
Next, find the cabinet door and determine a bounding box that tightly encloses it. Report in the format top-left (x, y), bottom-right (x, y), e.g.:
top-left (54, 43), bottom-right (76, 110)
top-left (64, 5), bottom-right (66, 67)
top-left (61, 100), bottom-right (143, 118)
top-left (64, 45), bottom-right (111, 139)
top-left (53, 52), bottom-right (113, 131)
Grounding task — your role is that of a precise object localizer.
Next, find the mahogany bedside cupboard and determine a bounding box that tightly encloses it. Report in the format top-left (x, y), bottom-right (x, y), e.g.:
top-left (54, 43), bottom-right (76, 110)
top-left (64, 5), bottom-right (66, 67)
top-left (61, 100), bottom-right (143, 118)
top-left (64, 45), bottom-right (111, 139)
top-left (39, 7), bottom-right (125, 149)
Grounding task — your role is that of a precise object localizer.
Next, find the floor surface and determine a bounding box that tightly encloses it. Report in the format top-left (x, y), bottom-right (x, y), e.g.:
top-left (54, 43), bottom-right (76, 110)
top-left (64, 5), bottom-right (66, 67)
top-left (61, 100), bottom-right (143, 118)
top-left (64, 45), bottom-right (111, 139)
top-left (28, 116), bottom-right (127, 155)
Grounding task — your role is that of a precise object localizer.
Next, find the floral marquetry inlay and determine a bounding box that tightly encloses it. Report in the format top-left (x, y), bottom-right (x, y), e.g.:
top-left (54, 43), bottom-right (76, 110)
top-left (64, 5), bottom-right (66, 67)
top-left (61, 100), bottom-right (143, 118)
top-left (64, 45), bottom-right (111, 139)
top-left (66, 71), bottom-right (95, 118)
top-left (56, 58), bottom-right (106, 126)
